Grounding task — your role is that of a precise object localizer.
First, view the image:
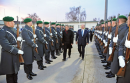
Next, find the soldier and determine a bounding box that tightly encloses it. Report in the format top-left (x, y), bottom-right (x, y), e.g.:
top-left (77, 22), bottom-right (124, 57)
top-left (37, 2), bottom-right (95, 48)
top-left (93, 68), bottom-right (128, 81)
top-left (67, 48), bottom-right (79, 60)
top-left (110, 15), bottom-right (128, 82)
top-left (44, 22), bottom-right (54, 64)
top-left (21, 18), bottom-right (37, 80)
top-left (50, 22), bottom-right (59, 58)
top-left (56, 24), bottom-right (62, 54)
top-left (117, 14), bottom-right (130, 83)
top-left (62, 24), bottom-right (65, 31)
top-left (0, 16), bottom-right (23, 83)
top-left (105, 18), bottom-right (117, 78)
top-left (35, 21), bottom-right (47, 70)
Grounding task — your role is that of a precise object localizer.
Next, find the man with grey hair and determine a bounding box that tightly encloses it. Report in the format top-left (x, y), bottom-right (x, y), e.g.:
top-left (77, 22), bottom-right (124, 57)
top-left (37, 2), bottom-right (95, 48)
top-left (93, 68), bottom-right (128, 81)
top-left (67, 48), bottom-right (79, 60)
top-left (76, 24), bottom-right (89, 60)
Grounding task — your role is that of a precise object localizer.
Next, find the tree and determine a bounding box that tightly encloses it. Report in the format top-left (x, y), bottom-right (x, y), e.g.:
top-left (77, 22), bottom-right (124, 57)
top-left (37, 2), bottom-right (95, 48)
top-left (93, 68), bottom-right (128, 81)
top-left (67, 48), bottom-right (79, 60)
top-left (66, 6), bottom-right (86, 21)
top-left (21, 13), bottom-right (41, 23)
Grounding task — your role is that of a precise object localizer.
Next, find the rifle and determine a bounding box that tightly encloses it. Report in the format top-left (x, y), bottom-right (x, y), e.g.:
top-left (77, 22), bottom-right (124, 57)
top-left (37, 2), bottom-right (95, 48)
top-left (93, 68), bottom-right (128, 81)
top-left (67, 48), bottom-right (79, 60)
top-left (32, 20), bottom-right (38, 53)
top-left (16, 16), bottom-right (24, 63)
top-left (50, 21), bottom-right (54, 46)
top-left (107, 14), bottom-right (120, 62)
top-left (103, 20), bottom-right (108, 48)
top-left (55, 21), bottom-right (58, 43)
top-left (43, 20), bottom-right (48, 49)
top-left (103, 17), bottom-right (113, 53)
top-left (117, 13), bottom-right (130, 77)
top-left (60, 23), bottom-right (62, 42)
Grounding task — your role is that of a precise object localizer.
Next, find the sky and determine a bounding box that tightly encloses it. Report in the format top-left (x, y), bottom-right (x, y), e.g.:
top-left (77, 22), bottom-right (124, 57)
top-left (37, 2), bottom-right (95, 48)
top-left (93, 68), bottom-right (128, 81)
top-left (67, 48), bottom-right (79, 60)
top-left (0, 0), bottom-right (130, 22)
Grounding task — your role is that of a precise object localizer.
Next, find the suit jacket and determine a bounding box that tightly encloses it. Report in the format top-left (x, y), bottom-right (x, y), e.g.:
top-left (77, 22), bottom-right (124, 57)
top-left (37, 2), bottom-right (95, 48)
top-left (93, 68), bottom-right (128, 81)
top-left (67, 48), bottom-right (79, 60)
top-left (62, 30), bottom-right (73, 48)
top-left (76, 29), bottom-right (89, 46)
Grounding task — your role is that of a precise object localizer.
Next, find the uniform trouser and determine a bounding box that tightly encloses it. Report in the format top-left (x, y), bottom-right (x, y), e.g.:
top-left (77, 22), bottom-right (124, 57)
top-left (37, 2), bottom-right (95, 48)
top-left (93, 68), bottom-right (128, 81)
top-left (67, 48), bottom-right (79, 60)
top-left (6, 73), bottom-right (18, 83)
top-left (56, 49), bottom-right (59, 55)
top-left (45, 52), bottom-right (50, 61)
top-left (37, 57), bottom-right (43, 66)
top-left (51, 50), bottom-right (55, 57)
top-left (24, 64), bottom-right (32, 74)
top-left (78, 44), bottom-right (85, 59)
top-left (63, 43), bottom-right (71, 60)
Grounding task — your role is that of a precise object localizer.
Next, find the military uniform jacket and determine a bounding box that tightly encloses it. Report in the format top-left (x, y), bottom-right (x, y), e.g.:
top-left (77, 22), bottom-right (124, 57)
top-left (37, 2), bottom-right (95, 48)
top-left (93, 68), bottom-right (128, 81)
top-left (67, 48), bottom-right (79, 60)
top-left (0, 25), bottom-right (20, 75)
top-left (109, 26), bottom-right (116, 48)
top-left (45, 27), bottom-right (55, 51)
top-left (51, 27), bottom-right (59, 49)
top-left (21, 25), bottom-right (36, 64)
top-left (35, 26), bottom-right (49, 57)
top-left (56, 27), bottom-right (62, 44)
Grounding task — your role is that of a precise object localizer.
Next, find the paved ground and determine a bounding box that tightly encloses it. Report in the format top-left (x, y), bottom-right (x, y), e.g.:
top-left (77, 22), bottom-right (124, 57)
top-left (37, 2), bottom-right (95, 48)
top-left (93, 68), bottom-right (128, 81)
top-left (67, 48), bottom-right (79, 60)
top-left (0, 41), bottom-right (116, 83)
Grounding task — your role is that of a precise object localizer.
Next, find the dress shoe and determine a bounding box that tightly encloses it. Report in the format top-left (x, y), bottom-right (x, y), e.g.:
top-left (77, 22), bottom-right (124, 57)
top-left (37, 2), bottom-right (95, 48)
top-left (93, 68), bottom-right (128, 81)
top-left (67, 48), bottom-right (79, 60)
top-left (42, 65), bottom-right (47, 68)
top-left (105, 71), bottom-right (111, 74)
top-left (103, 65), bottom-right (108, 67)
top-left (27, 74), bottom-right (33, 80)
top-left (68, 56), bottom-right (71, 58)
top-left (106, 73), bottom-right (115, 78)
top-left (49, 60), bottom-right (53, 62)
top-left (45, 61), bottom-right (51, 64)
top-left (99, 52), bottom-right (102, 55)
top-left (38, 66), bottom-right (44, 70)
top-left (30, 72), bottom-right (37, 76)
top-left (101, 60), bottom-right (107, 63)
top-left (82, 58), bottom-right (84, 60)
top-left (51, 57), bottom-right (56, 59)
top-left (104, 66), bottom-right (110, 70)
top-left (54, 56), bottom-right (57, 58)
top-left (62, 59), bottom-right (66, 61)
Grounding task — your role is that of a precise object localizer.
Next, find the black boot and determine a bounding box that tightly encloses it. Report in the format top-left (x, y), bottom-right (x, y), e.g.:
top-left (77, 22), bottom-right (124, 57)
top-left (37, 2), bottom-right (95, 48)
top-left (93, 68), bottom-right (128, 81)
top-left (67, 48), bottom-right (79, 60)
top-left (30, 72), bottom-right (37, 76)
top-left (27, 74), bottom-right (33, 80)
top-left (38, 65), bottom-right (44, 70)
top-left (45, 61), bottom-right (51, 64)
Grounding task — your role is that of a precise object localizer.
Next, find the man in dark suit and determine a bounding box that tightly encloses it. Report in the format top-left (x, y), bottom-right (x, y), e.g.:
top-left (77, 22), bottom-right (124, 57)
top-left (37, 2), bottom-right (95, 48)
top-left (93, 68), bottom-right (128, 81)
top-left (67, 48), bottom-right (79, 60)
top-left (76, 24), bottom-right (89, 60)
top-left (62, 25), bottom-right (73, 61)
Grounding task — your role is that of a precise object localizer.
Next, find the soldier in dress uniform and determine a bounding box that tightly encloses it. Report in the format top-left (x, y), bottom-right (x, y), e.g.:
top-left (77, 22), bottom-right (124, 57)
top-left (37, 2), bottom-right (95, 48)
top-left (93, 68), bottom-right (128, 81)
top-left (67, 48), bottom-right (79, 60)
top-left (44, 22), bottom-right (54, 64)
top-left (35, 21), bottom-right (47, 70)
top-left (0, 16), bottom-right (24, 83)
top-left (105, 18), bottom-right (117, 78)
top-left (56, 24), bottom-right (62, 54)
top-left (110, 15), bottom-right (128, 82)
top-left (21, 18), bottom-right (37, 80)
top-left (50, 22), bottom-right (59, 58)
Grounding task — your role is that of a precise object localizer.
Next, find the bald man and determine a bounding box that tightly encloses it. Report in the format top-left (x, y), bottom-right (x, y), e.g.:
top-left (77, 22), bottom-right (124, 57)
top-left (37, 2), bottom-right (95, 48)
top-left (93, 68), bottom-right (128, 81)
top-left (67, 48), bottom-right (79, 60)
top-left (76, 24), bottom-right (89, 60)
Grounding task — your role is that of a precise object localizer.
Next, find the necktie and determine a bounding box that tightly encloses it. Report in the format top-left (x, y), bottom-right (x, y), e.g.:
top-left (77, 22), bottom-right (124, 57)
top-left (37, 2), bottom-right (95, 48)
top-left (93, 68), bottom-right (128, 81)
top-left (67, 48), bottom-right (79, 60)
top-left (82, 30), bottom-right (83, 36)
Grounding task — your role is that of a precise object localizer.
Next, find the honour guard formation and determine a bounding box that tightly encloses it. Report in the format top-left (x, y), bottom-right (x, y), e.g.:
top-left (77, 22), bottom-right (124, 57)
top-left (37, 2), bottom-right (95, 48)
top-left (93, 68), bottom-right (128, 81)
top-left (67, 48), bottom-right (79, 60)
top-left (95, 13), bottom-right (130, 83)
top-left (0, 10), bottom-right (130, 83)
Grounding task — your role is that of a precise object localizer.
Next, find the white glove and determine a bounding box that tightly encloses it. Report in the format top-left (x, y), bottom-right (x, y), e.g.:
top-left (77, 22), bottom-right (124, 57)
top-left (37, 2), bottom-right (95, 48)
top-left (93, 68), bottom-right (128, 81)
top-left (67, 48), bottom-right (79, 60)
top-left (46, 42), bottom-right (48, 44)
top-left (18, 50), bottom-right (24, 54)
top-left (125, 39), bottom-right (130, 48)
top-left (56, 32), bottom-right (57, 34)
top-left (105, 42), bottom-right (107, 47)
top-left (60, 32), bottom-right (62, 34)
top-left (50, 33), bottom-right (52, 36)
top-left (33, 34), bottom-right (37, 38)
top-left (101, 38), bottom-right (102, 41)
top-left (17, 37), bottom-right (22, 41)
top-left (36, 44), bottom-right (38, 47)
top-left (109, 47), bottom-right (112, 55)
top-left (52, 40), bottom-right (54, 42)
top-left (44, 34), bottom-right (46, 37)
top-left (118, 56), bottom-right (125, 68)
top-left (103, 40), bottom-right (105, 44)
top-left (108, 34), bottom-right (112, 39)
top-left (113, 35), bottom-right (118, 43)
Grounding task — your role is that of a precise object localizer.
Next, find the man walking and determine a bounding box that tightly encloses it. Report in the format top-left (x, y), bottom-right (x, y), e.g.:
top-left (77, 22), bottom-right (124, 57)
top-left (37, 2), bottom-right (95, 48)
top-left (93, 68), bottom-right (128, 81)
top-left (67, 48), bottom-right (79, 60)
top-left (62, 25), bottom-right (73, 61)
top-left (76, 24), bottom-right (89, 60)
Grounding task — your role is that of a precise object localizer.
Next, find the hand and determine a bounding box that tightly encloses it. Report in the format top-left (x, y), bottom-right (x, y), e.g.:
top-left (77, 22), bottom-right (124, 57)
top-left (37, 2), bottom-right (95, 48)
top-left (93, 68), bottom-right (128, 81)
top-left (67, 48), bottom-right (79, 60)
top-left (86, 43), bottom-right (88, 45)
top-left (18, 50), bottom-right (24, 54)
top-left (62, 43), bottom-right (64, 45)
top-left (118, 56), bottom-right (125, 68)
top-left (109, 47), bottom-right (112, 55)
top-left (33, 34), bottom-right (37, 38)
top-left (44, 34), bottom-right (46, 37)
top-left (36, 44), bottom-right (38, 47)
top-left (71, 43), bottom-right (73, 45)
top-left (17, 37), bottom-right (22, 41)
top-left (76, 41), bottom-right (78, 44)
